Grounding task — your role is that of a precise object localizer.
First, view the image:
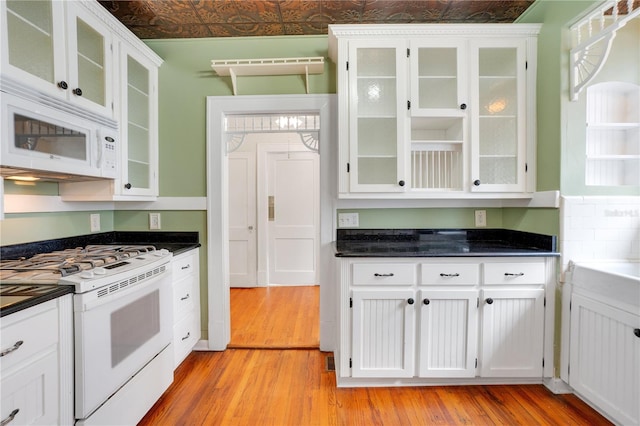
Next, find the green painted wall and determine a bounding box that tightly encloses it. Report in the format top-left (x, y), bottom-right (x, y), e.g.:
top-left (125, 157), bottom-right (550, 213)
top-left (0, 211), bottom-right (115, 245)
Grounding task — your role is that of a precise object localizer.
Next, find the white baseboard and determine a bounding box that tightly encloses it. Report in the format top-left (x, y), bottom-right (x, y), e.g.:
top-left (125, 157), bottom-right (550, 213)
top-left (544, 377), bottom-right (573, 394)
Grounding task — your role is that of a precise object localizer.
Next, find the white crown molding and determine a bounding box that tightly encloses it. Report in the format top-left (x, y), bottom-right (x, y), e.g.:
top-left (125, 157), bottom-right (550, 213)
top-left (328, 23), bottom-right (542, 38)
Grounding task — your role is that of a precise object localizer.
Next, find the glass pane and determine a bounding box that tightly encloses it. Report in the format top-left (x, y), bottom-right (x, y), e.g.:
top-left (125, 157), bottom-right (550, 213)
top-left (128, 57), bottom-right (149, 94)
top-left (76, 18), bottom-right (105, 106)
top-left (13, 113), bottom-right (87, 161)
top-left (479, 157), bottom-right (517, 185)
top-left (358, 158), bottom-right (397, 184)
top-left (479, 48), bottom-right (517, 77)
top-left (358, 118), bottom-right (396, 156)
top-left (357, 48), bottom-right (396, 77)
top-left (6, 0), bottom-right (54, 82)
top-left (128, 86), bottom-right (149, 129)
top-left (418, 47), bottom-right (458, 109)
top-left (479, 78), bottom-right (517, 116)
top-left (357, 78), bottom-right (397, 116)
top-left (128, 123), bottom-right (149, 163)
top-left (479, 117), bottom-right (516, 155)
top-left (128, 159), bottom-right (150, 188)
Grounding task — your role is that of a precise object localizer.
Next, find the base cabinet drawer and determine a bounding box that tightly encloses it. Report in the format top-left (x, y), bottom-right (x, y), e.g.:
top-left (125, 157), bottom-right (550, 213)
top-left (352, 263), bottom-right (417, 285)
top-left (483, 262), bottom-right (546, 284)
top-left (421, 263), bottom-right (479, 285)
top-left (173, 313), bottom-right (199, 368)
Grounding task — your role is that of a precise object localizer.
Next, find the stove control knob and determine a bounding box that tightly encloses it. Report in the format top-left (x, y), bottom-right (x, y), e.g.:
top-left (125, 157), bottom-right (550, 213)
top-left (80, 271), bottom-right (94, 279)
top-left (94, 267), bottom-right (107, 275)
top-left (154, 249), bottom-right (170, 257)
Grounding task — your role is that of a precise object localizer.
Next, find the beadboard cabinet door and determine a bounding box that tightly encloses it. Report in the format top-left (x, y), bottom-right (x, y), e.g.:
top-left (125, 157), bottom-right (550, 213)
top-left (351, 289), bottom-right (416, 378)
top-left (418, 289), bottom-right (478, 378)
top-left (479, 288), bottom-right (545, 378)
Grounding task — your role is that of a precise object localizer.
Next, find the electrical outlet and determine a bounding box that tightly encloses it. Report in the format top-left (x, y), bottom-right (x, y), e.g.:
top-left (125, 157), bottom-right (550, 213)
top-left (338, 213), bottom-right (359, 228)
top-left (475, 210), bottom-right (487, 227)
top-left (149, 213), bottom-right (161, 230)
top-left (90, 214), bottom-right (100, 232)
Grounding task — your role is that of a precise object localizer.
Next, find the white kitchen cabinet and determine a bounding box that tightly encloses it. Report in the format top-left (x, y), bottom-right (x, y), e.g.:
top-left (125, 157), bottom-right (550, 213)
top-left (470, 39), bottom-right (531, 193)
top-left (569, 293), bottom-right (640, 425)
top-left (479, 288), bottom-right (545, 377)
top-left (418, 288), bottom-right (478, 378)
top-left (1, 0), bottom-right (114, 119)
top-left (351, 289), bottom-right (416, 377)
top-left (346, 39), bottom-right (408, 193)
top-left (328, 24), bottom-right (540, 198)
top-left (171, 248), bottom-right (201, 368)
top-left (0, 295), bottom-right (74, 425)
top-left (58, 17), bottom-right (162, 200)
top-left (338, 256), bottom-right (554, 385)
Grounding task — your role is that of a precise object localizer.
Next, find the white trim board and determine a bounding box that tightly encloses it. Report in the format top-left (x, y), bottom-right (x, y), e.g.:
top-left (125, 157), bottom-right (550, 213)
top-left (3, 195), bottom-right (206, 214)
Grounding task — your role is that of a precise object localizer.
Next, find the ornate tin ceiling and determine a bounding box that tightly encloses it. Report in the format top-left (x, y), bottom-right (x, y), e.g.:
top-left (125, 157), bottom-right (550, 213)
top-left (97, 0), bottom-right (537, 39)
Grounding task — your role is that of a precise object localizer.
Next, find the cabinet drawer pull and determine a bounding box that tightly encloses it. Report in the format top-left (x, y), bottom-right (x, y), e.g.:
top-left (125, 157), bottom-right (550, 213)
top-left (504, 272), bottom-right (525, 277)
top-left (374, 273), bottom-right (394, 277)
top-left (1, 408), bottom-right (19, 425)
top-left (181, 332), bottom-right (191, 341)
top-left (181, 264), bottom-right (191, 270)
top-left (181, 293), bottom-right (190, 301)
top-left (439, 273), bottom-right (460, 277)
top-left (0, 340), bottom-right (23, 358)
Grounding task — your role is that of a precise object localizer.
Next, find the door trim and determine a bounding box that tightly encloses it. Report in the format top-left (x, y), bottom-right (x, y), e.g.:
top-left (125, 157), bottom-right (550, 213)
top-left (206, 94), bottom-right (336, 351)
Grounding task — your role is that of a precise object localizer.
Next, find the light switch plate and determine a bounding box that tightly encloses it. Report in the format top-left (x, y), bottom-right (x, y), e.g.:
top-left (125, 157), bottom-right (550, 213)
top-left (338, 213), bottom-right (359, 228)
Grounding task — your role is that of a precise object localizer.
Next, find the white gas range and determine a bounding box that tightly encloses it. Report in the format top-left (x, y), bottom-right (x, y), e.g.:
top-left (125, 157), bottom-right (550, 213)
top-left (0, 244), bottom-right (174, 425)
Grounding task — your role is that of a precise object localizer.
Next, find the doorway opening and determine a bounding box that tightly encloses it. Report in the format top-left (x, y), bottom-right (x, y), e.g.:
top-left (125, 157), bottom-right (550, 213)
top-left (206, 95), bottom-right (335, 351)
top-left (227, 114), bottom-right (320, 287)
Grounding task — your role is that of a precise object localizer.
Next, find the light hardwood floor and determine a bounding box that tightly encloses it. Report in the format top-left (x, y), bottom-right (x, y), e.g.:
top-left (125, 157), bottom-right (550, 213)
top-left (138, 285), bottom-right (611, 425)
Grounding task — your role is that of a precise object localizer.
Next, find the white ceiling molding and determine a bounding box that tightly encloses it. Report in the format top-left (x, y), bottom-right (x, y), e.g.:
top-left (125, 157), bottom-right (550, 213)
top-left (569, 0), bottom-right (640, 101)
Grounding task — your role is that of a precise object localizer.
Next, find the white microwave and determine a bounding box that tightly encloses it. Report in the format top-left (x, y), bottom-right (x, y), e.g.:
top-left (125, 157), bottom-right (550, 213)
top-left (1, 92), bottom-right (117, 181)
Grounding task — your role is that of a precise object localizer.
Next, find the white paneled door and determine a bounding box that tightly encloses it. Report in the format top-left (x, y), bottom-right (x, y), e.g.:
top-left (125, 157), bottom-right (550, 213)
top-left (267, 151), bottom-right (319, 285)
top-left (228, 152), bottom-right (257, 287)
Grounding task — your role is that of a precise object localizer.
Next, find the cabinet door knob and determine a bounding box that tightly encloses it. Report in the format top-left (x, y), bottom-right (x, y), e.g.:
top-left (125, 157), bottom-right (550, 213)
top-left (634, 328), bottom-right (640, 338)
top-left (57, 81), bottom-right (68, 90)
top-left (407, 298), bottom-right (415, 305)
top-left (486, 298), bottom-right (494, 305)
top-left (423, 298), bottom-right (430, 305)
top-left (124, 183), bottom-right (132, 189)
top-left (473, 179), bottom-right (481, 186)
top-left (398, 180), bottom-right (405, 187)
top-left (73, 87), bottom-right (83, 96)
top-left (460, 103), bottom-right (467, 110)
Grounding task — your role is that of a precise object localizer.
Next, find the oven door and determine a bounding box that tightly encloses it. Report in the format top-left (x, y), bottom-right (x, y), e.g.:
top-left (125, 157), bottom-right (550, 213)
top-left (73, 266), bottom-right (173, 419)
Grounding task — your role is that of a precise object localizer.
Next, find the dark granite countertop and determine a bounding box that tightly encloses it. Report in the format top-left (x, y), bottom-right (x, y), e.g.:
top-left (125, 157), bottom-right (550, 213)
top-left (0, 231), bottom-right (200, 317)
top-left (0, 284), bottom-right (74, 318)
top-left (335, 229), bottom-right (559, 257)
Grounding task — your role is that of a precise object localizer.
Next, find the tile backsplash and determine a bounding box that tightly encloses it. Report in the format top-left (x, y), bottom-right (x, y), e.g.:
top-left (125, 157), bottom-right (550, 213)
top-left (560, 196), bottom-right (640, 273)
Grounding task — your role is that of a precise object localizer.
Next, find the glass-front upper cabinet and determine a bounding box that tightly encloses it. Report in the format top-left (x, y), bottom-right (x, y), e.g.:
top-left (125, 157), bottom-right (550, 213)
top-left (348, 40), bottom-right (408, 192)
top-left (410, 40), bottom-right (467, 115)
top-left (1, 0), bottom-right (114, 118)
top-left (119, 44), bottom-right (158, 197)
top-left (470, 39), bottom-right (528, 192)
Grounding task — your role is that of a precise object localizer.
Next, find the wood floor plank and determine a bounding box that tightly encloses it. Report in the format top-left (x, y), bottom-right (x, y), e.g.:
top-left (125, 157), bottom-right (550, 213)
top-left (230, 286), bottom-right (320, 348)
top-left (140, 350), bottom-right (612, 426)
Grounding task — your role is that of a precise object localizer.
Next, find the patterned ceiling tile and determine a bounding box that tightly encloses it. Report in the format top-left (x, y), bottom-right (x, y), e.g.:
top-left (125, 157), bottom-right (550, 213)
top-left (98, 0), bottom-right (538, 39)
